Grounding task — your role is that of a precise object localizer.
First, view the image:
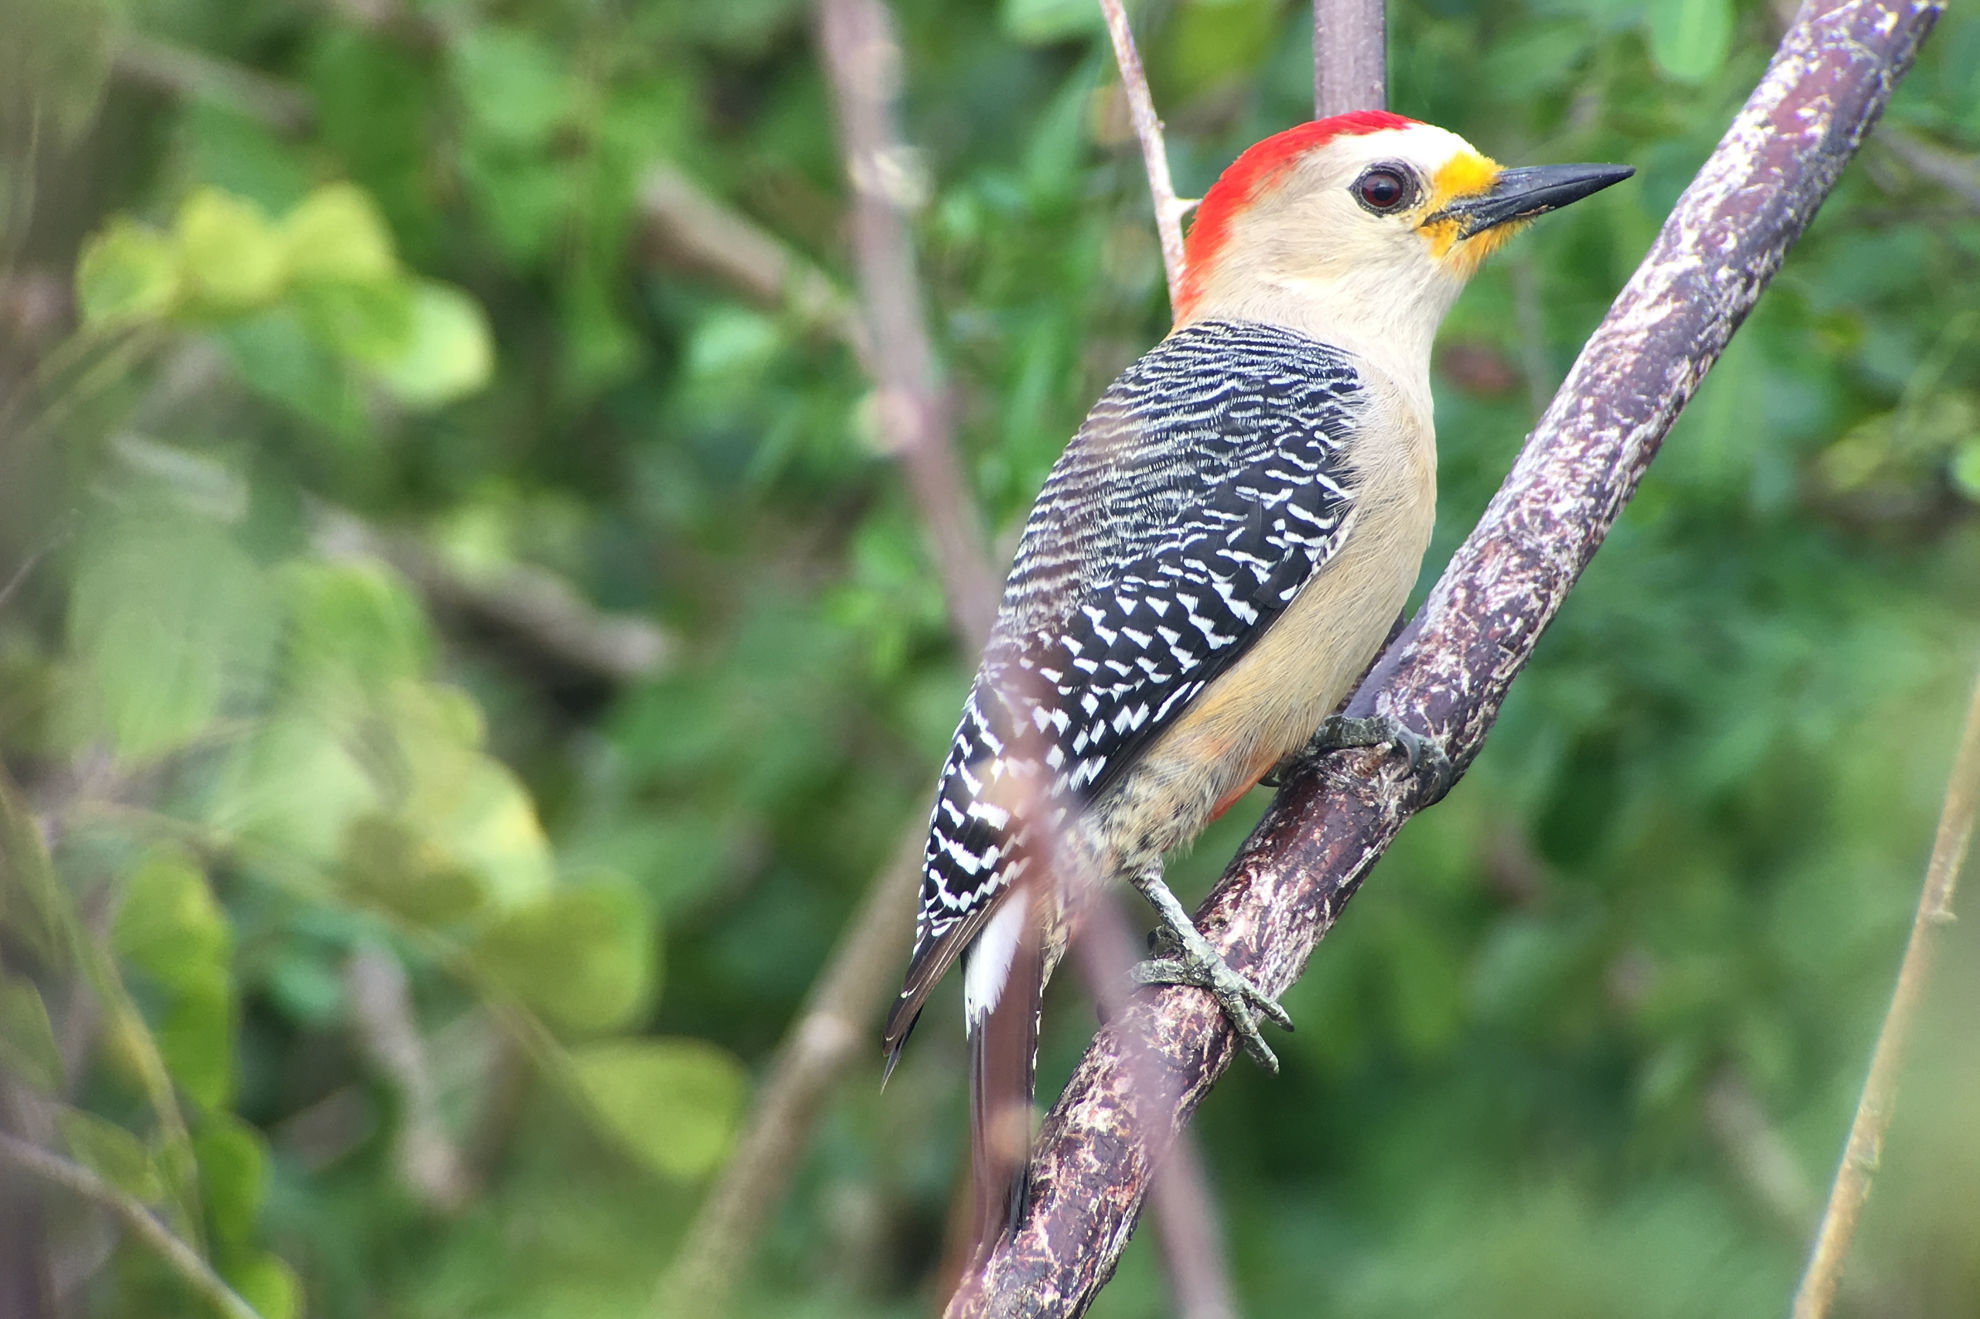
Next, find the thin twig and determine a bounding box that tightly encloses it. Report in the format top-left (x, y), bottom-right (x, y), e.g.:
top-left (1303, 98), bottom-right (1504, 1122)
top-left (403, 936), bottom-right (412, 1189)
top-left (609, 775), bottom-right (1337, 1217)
top-left (1790, 661), bottom-right (1980, 1319)
top-left (344, 945), bottom-right (474, 1212)
top-left (1097, 0), bottom-right (1196, 312)
top-left (1313, 0), bottom-right (1387, 116)
top-left (310, 502), bottom-right (673, 685)
top-left (955, 0), bottom-right (1944, 1308)
top-left (656, 1), bottom-right (1009, 1305)
top-left (813, 0), bottom-right (999, 647)
top-left (656, 830), bottom-right (922, 1316)
top-left (0, 1132), bottom-right (263, 1319)
top-left (110, 35), bottom-right (315, 133)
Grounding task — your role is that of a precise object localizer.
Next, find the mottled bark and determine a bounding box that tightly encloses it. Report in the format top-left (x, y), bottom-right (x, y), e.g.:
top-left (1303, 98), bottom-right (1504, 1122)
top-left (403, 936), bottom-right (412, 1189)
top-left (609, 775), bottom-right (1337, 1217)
top-left (949, 0), bottom-right (1943, 1312)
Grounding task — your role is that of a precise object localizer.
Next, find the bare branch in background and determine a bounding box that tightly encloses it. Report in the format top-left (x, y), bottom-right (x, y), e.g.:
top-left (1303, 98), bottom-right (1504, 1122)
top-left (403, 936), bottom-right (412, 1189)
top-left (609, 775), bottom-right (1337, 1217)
top-left (1097, 0), bottom-right (1196, 312)
top-left (0, 1132), bottom-right (264, 1319)
top-left (110, 35), bottom-right (315, 133)
top-left (1877, 124), bottom-right (1980, 210)
top-left (657, 0), bottom-right (1014, 1305)
top-left (1313, 0), bottom-right (1386, 116)
top-left (657, 830), bottom-right (922, 1316)
top-left (954, 0), bottom-right (1944, 1309)
top-left (638, 166), bottom-right (863, 347)
top-left (813, 0), bottom-right (1000, 647)
top-left (310, 503), bottom-right (673, 686)
top-left (344, 945), bottom-right (474, 1213)
top-left (1790, 660), bottom-right (1978, 1319)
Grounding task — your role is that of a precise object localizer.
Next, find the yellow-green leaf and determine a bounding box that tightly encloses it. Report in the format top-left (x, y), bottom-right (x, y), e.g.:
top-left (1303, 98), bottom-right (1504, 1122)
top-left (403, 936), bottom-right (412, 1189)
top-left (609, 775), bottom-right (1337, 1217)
top-left (567, 1037), bottom-right (746, 1180)
top-left (68, 512), bottom-right (277, 763)
top-left (370, 280), bottom-right (494, 409)
top-left (340, 811), bottom-right (487, 925)
top-left (0, 976), bottom-right (63, 1092)
top-left (195, 1113), bottom-right (268, 1245)
top-left (75, 218), bottom-right (180, 325)
top-left (112, 851), bottom-right (229, 988)
top-left (471, 881), bottom-right (655, 1034)
top-left (225, 1250), bottom-right (299, 1319)
top-left (282, 182), bottom-right (397, 284)
top-left (174, 187), bottom-right (287, 314)
top-left (58, 1109), bottom-right (164, 1203)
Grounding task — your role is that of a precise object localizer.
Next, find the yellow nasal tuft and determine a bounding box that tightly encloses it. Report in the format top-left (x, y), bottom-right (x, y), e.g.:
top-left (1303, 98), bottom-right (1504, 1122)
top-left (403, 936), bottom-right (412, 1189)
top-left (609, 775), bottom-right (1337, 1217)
top-left (1427, 149), bottom-right (1501, 214)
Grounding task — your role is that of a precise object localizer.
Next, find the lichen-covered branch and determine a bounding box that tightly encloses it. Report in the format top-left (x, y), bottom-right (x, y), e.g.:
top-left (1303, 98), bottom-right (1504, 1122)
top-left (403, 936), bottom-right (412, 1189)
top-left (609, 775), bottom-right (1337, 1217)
top-left (952, 0), bottom-right (1943, 1311)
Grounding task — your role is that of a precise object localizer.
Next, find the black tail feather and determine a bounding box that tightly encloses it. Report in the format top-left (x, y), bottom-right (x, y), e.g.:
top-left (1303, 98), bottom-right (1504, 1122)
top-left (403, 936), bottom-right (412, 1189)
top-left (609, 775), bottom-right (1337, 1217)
top-left (965, 890), bottom-right (1045, 1259)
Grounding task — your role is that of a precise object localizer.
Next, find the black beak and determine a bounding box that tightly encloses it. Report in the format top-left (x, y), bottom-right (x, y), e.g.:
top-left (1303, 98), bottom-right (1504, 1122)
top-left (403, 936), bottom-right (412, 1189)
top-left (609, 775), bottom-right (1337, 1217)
top-left (1428, 163), bottom-right (1634, 239)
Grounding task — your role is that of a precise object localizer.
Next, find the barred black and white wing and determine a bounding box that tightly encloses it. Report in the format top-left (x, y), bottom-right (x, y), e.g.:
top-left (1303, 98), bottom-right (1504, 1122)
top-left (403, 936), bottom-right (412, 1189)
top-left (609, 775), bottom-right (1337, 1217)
top-left (883, 320), bottom-right (1367, 1069)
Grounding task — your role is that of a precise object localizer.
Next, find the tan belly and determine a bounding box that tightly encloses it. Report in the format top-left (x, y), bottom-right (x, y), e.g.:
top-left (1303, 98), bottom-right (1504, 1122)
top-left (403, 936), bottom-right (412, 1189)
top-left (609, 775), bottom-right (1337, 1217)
top-left (1073, 423), bottom-right (1435, 888)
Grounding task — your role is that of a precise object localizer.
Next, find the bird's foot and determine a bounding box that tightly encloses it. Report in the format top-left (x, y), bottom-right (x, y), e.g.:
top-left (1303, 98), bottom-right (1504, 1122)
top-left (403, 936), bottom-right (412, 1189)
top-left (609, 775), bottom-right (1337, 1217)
top-left (1263, 713), bottom-right (1453, 805)
top-left (1127, 866), bottom-right (1292, 1072)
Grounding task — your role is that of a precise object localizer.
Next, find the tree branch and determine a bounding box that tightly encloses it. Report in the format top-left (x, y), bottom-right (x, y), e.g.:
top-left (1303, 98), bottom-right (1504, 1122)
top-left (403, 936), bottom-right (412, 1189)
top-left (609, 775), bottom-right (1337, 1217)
top-left (953, 0), bottom-right (1943, 1310)
top-left (656, 830), bottom-right (922, 1315)
top-left (637, 165), bottom-right (863, 347)
top-left (812, 0), bottom-right (999, 647)
top-left (1313, 0), bottom-right (1386, 116)
top-left (0, 1131), bottom-right (263, 1319)
top-left (1790, 658), bottom-right (1979, 1319)
top-left (1097, 0), bottom-right (1195, 311)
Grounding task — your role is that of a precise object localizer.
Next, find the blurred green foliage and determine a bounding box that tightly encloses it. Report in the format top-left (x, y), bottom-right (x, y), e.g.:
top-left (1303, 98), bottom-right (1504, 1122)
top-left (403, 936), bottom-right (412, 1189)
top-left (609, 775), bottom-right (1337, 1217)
top-left (1, 0), bottom-right (1977, 1315)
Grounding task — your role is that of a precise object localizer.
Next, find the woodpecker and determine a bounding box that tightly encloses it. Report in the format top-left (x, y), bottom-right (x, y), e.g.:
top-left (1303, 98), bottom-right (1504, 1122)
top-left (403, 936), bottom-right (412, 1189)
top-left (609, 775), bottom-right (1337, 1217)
top-left (884, 111), bottom-right (1631, 1245)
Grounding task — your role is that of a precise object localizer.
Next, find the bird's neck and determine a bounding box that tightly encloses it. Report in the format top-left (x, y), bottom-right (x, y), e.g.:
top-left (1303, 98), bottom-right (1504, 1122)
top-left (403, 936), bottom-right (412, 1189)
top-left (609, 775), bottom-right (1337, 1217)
top-left (1181, 267), bottom-right (1458, 421)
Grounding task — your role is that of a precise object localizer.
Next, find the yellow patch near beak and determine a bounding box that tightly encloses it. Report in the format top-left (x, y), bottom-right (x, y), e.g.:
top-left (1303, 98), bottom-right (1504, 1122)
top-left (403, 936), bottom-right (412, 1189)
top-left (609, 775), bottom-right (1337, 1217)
top-left (1420, 150), bottom-right (1514, 274)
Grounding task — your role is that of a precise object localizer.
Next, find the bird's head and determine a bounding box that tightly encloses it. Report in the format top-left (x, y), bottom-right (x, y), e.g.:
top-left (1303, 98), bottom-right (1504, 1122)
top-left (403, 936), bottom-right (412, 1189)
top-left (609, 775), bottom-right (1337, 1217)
top-left (1176, 113), bottom-right (1631, 370)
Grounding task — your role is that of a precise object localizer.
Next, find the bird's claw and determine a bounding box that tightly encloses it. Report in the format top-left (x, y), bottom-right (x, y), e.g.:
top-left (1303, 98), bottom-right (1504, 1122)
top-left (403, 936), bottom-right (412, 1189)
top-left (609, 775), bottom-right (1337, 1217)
top-left (1132, 949), bottom-right (1292, 1072)
top-left (1273, 713), bottom-right (1453, 805)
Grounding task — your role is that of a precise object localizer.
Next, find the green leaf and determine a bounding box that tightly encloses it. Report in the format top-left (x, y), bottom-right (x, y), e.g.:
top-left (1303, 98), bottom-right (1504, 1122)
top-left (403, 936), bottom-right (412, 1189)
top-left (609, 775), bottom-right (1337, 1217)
top-left (1646, 0), bottom-right (1732, 83)
top-left (58, 1109), bottom-right (164, 1203)
top-left (471, 882), bottom-right (656, 1034)
top-left (282, 560), bottom-right (434, 697)
top-left (173, 187), bottom-right (288, 314)
top-left (112, 851), bottom-right (230, 988)
top-left (225, 1250), bottom-right (299, 1319)
top-left (111, 853), bottom-right (235, 1108)
top-left (1952, 436), bottom-right (1980, 501)
top-left (75, 218), bottom-right (180, 325)
top-left (283, 181), bottom-right (398, 284)
top-left (0, 976), bottom-right (63, 1092)
top-left (566, 1037), bottom-right (747, 1180)
top-left (157, 967), bottom-right (234, 1110)
top-left (339, 811), bottom-right (487, 924)
top-left (195, 1113), bottom-right (267, 1245)
top-left (452, 26), bottom-right (570, 148)
top-left (293, 278), bottom-right (418, 364)
top-left (1000, 0), bottom-right (1103, 43)
top-left (0, 759), bottom-right (69, 968)
top-left (68, 511), bottom-right (277, 763)
top-left (370, 280), bottom-right (495, 409)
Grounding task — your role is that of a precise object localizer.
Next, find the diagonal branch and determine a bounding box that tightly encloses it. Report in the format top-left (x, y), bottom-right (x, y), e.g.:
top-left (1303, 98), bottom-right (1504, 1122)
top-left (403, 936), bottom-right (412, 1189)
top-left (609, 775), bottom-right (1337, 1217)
top-left (0, 1131), bottom-right (263, 1319)
top-left (1790, 659), bottom-right (1980, 1319)
top-left (952, 0), bottom-right (1943, 1310)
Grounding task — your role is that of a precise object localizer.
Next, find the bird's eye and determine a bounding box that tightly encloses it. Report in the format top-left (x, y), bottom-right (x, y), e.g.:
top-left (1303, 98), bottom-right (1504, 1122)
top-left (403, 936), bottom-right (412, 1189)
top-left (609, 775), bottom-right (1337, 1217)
top-left (1354, 167), bottom-right (1411, 213)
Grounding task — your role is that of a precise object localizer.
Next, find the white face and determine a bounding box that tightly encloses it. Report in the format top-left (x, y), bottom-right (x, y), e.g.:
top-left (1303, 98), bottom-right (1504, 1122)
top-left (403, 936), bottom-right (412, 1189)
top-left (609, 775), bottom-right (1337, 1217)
top-left (1181, 123), bottom-right (1510, 376)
